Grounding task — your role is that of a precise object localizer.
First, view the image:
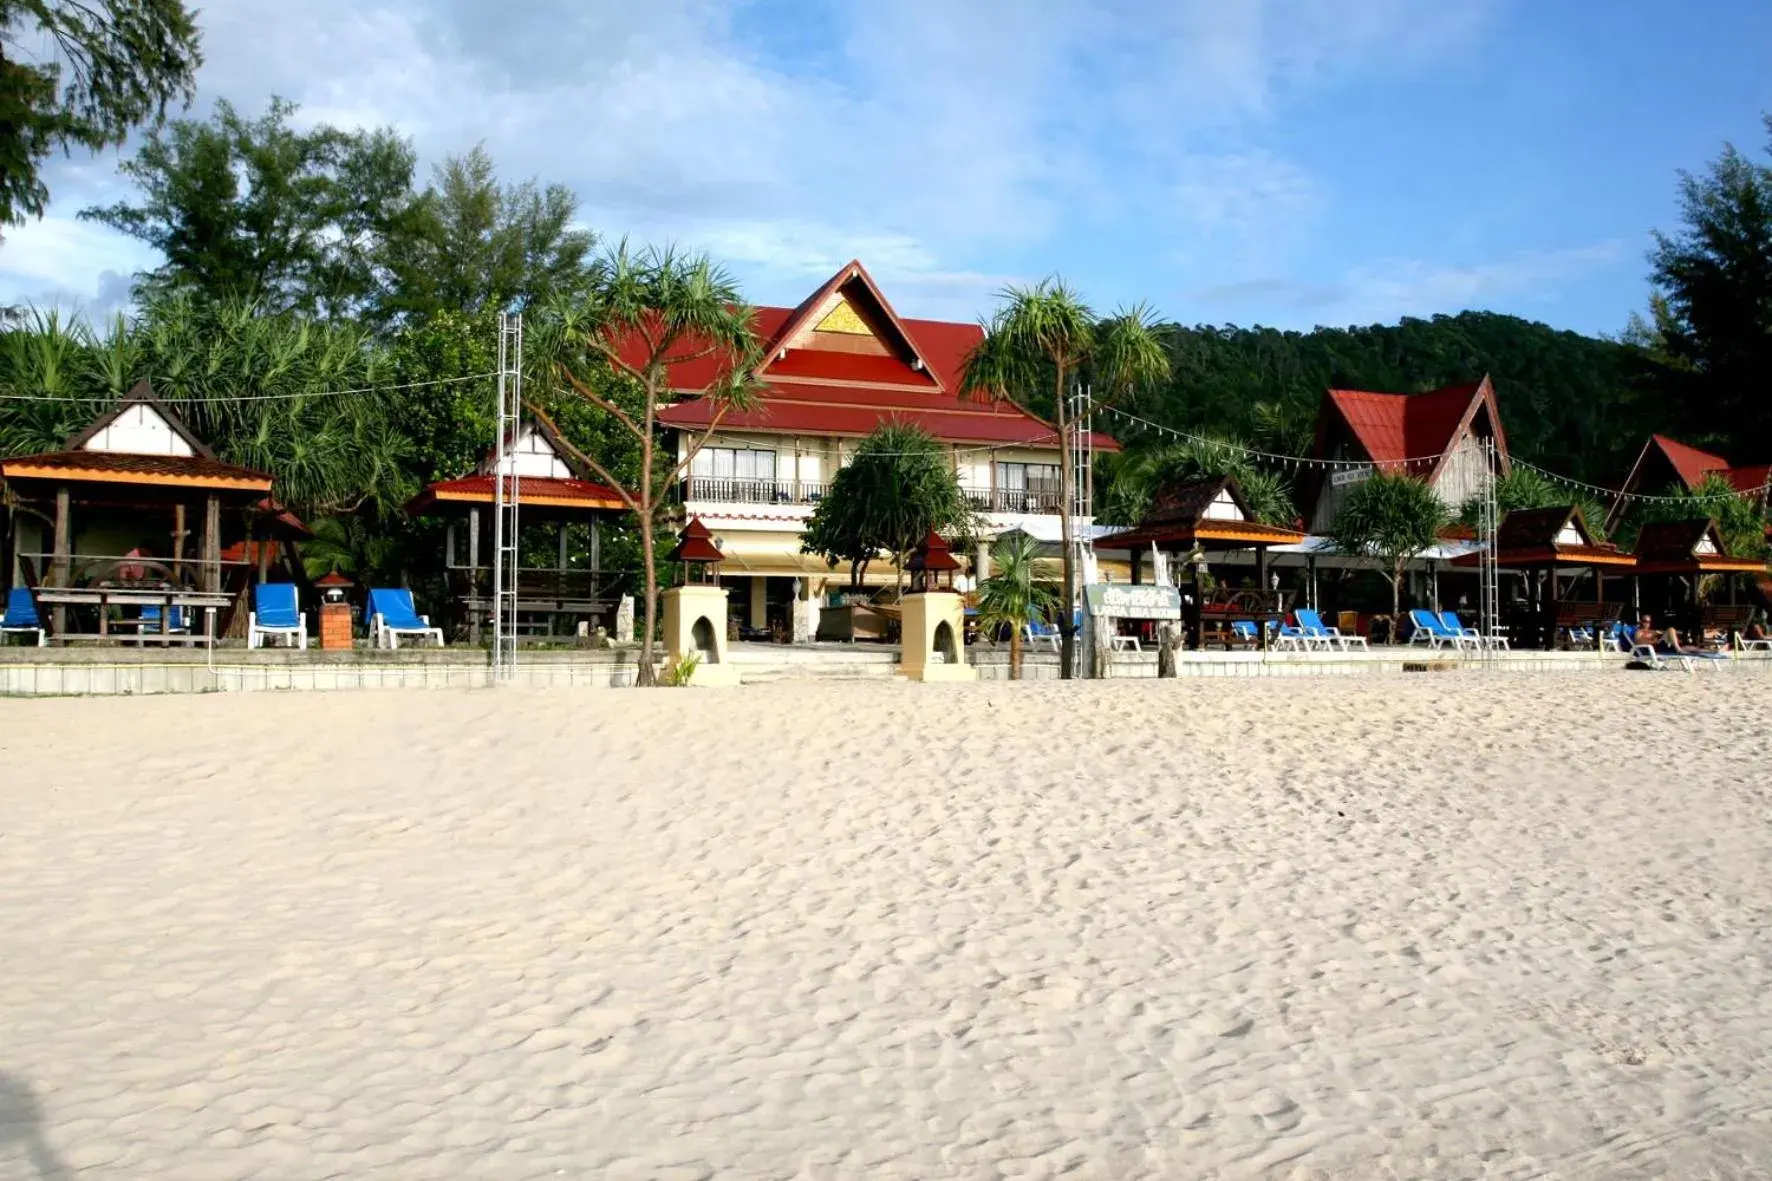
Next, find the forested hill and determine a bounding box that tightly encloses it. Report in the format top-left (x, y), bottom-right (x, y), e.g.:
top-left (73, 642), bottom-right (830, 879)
top-left (1138, 311), bottom-right (1653, 486)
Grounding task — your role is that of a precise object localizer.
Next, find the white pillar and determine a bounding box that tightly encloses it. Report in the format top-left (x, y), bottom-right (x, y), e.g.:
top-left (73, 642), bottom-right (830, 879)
top-left (749, 576), bottom-right (767, 630)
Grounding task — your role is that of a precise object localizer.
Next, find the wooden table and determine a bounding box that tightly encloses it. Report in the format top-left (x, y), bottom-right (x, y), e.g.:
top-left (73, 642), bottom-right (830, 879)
top-left (33, 588), bottom-right (233, 646)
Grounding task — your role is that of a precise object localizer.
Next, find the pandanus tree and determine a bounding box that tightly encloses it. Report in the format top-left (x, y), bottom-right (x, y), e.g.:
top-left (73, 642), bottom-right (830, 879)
top-left (961, 280), bottom-right (1169, 677)
top-left (1326, 472), bottom-right (1449, 627)
top-left (529, 243), bottom-right (762, 686)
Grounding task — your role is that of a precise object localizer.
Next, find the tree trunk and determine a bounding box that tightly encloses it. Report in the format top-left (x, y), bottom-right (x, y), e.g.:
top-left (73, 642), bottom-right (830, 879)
top-left (1390, 563), bottom-right (1403, 643)
top-left (1054, 364), bottom-right (1075, 680)
top-left (636, 512), bottom-right (658, 686)
top-left (1009, 626), bottom-right (1022, 680)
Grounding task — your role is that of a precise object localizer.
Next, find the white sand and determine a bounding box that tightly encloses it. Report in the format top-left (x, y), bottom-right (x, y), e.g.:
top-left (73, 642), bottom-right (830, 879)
top-left (1, 675), bottom-right (1769, 1179)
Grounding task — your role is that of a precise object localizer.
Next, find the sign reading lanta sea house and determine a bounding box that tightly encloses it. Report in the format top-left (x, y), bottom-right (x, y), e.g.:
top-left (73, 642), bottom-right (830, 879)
top-left (1084, 583), bottom-right (1182, 620)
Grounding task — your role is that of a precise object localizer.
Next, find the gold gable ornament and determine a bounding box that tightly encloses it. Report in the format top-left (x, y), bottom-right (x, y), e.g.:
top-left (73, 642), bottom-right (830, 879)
top-left (813, 298), bottom-right (872, 336)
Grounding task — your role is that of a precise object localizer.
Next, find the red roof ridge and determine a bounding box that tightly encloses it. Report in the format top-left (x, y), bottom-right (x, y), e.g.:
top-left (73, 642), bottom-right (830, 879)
top-left (758, 260), bottom-right (941, 389)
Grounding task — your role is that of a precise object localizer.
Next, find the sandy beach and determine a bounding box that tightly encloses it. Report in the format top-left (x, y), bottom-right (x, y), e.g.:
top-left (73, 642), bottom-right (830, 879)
top-left (1, 674), bottom-right (1769, 1179)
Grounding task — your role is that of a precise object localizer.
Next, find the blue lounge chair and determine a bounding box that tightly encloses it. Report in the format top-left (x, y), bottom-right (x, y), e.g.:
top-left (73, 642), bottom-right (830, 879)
top-left (1437, 611), bottom-right (1504, 651)
top-left (1407, 608), bottom-right (1475, 651)
top-left (1272, 617), bottom-right (1322, 652)
top-left (1, 587), bottom-right (46, 646)
top-left (248, 582), bottom-right (307, 649)
top-left (1230, 620), bottom-right (1260, 648)
top-left (367, 588), bottom-right (444, 649)
top-left (1022, 610), bottom-right (1060, 653)
top-left (138, 603), bottom-right (189, 636)
top-left (1296, 607), bottom-right (1367, 651)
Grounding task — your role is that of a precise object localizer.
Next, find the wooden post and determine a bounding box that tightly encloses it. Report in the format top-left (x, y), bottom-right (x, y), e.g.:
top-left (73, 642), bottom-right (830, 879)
top-left (1308, 555), bottom-right (1318, 611)
top-left (1130, 548), bottom-right (1143, 585)
top-left (1187, 555), bottom-right (1202, 651)
top-left (468, 506), bottom-right (483, 644)
top-left (1543, 565), bottom-right (1559, 650)
top-left (589, 517), bottom-right (601, 572)
top-left (51, 484), bottom-right (70, 633)
top-left (202, 494), bottom-right (221, 593)
top-left (558, 522), bottom-right (569, 572)
top-left (171, 503), bottom-right (187, 586)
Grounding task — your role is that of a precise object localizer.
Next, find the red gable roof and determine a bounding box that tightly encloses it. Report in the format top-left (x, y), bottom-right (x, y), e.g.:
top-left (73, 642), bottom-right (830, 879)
top-left (1321, 380), bottom-right (1495, 468)
top-left (1721, 464), bottom-right (1772, 495)
top-left (650, 261), bottom-right (1117, 452)
top-left (1649, 434), bottom-right (1730, 489)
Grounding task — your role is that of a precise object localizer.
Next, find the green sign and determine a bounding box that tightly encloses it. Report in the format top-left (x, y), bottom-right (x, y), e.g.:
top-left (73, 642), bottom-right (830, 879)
top-left (1084, 583), bottom-right (1181, 620)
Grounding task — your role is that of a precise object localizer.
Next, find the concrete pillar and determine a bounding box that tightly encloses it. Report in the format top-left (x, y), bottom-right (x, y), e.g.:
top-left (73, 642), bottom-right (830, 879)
top-left (899, 592), bottom-right (976, 682)
top-left (662, 584), bottom-right (739, 685)
top-left (749, 576), bottom-right (767, 630)
top-left (974, 540), bottom-right (991, 582)
top-left (202, 494), bottom-right (221, 592)
top-left (52, 484), bottom-right (70, 633)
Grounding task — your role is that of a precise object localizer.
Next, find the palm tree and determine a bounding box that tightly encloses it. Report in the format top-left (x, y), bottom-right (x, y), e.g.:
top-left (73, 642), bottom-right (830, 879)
top-left (962, 283), bottom-right (1169, 677)
top-left (973, 530), bottom-right (1057, 680)
top-left (532, 242), bottom-right (762, 686)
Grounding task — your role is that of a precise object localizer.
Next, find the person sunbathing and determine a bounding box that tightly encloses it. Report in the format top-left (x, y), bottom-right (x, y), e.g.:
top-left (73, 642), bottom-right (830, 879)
top-left (1636, 614), bottom-right (1723, 658)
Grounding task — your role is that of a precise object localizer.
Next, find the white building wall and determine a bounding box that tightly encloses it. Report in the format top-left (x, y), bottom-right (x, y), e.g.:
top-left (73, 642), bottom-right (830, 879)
top-left (1433, 430), bottom-right (1493, 509)
top-left (82, 405), bottom-right (195, 457)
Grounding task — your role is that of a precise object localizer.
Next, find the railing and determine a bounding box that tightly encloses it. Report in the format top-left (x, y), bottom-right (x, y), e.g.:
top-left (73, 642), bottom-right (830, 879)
top-left (966, 486), bottom-right (1064, 514)
top-left (686, 476), bottom-right (828, 505)
top-left (17, 551), bottom-right (252, 590)
top-left (685, 477), bottom-right (1063, 514)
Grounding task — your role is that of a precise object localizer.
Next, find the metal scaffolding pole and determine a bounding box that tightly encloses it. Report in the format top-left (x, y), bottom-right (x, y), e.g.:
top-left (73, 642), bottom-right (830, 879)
top-left (491, 312), bottom-right (523, 681)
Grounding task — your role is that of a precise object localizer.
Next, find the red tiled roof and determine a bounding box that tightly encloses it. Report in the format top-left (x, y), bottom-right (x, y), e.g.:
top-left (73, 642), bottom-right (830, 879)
top-left (637, 261), bottom-right (1117, 453)
top-left (1322, 380), bottom-right (1489, 467)
top-left (407, 475), bottom-right (627, 515)
top-left (1717, 464), bottom-right (1771, 495)
top-left (1, 449), bottom-right (272, 490)
top-left (1650, 434), bottom-right (1729, 489)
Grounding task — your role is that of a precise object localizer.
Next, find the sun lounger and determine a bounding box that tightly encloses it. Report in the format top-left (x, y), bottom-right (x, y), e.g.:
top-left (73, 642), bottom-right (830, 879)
top-left (1271, 618), bottom-right (1324, 652)
top-left (1407, 608), bottom-right (1475, 651)
top-left (1021, 613), bottom-right (1061, 653)
top-left (138, 603), bottom-right (189, 636)
top-left (1230, 620), bottom-right (1261, 649)
top-left (248, 582), bottom-right (307, 649)
top-left (1295, 607), bottom-right (1367, 651)
top-left (1629, 640), bottom-right (1723, 672)
top-left (367, 588), bottom-right (444, 649)
top-left (1437, 611), bottom-right (1505, 651)
top-left (0, 587), bottom-right (46, 646)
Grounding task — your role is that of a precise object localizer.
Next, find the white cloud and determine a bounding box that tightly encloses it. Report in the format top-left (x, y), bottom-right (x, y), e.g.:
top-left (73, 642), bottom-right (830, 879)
top-left (0, 0), bottom-right (1507, 322)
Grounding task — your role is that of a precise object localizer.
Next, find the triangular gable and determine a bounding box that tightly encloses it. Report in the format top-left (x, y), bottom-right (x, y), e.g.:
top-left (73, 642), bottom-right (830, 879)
top-left (760, 260), bottom-right (940, 387)
top-left (1554, 518), bottom-right (1586, 546)
top-left (476, 417), bottom-right (580, 480)
top-left (66, 380), bottom-right (215, 459)
top-left (1202, 486), bottom-right (1245, 521)
top-left (1694, 526), bottom-right (1720, 555)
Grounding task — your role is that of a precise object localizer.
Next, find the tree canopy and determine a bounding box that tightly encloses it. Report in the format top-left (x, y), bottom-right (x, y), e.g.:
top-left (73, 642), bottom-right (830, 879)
top-left (801, 422), bottom-right (976, 591)
top-left (0, 0), bottom-right (200, 233)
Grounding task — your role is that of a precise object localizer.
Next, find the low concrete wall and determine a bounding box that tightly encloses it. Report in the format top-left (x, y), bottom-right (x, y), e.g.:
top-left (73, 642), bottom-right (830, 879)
top-left (4, 640), bottom-right (1769, 696)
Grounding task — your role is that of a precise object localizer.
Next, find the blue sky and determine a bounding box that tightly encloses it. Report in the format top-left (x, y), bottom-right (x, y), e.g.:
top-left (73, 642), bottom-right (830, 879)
top-left (1, 0), bottom-right (1767, 336)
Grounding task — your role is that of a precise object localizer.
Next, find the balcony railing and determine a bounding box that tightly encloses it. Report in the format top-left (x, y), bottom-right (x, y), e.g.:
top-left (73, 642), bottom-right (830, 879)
top-left (967, 486), bottom-right (1064, 514)
top-left (686, 476), bottom-right (828, 505)
top-left (686, 476), bottom-right (1064, 514)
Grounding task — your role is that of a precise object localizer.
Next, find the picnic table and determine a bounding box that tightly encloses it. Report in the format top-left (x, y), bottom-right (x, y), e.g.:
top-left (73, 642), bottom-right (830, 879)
top-left (32, 586), bottom-right (234, 646)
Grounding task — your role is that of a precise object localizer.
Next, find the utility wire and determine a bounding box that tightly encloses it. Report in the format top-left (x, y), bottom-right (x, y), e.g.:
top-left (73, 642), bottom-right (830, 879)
top-left (0, 371), bottom-right (498, 403)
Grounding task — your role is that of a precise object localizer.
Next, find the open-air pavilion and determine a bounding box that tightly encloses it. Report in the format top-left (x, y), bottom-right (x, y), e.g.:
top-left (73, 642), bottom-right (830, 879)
top-left (1095, 476), bottom-right (1307, 649)
top-left (407, 418), bottom-right (630, 642)
top-left (1, 382), bottom-right (278, 644)
top-left (1631, 517), bottom-right (1767, 644)
top-left (1452, 505), bottom-right (1637, 648)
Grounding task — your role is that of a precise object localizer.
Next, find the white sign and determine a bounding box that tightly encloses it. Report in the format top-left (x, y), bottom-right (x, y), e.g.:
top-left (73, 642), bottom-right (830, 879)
top-left (1331, 466), bottom-right (1372, 487)
top-left (1085, 583), bottom-right (1182, 620)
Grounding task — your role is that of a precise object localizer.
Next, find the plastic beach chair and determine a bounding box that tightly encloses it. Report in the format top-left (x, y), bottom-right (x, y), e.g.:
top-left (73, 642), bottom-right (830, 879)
top-left (139, 603), bottom-right (189, 636)
top-left (1230, 620), bottom-right (1260, 648)
top-left (1437, 611), bottom-right (1504, 651)
top-left (1407, 608), bottom-right (1473, 651)
top-left (367, 588), bottom-right (444, 649)
top-left (1021, 611), bottom-right (1061, 653)
top-left (1296, 607), bottom-right (1367, 651)
top-left (248, 582), bottom-right (307, 649)
top-left (1272, 617), bottom-right (1323, 652)
top-left (0, 586), bottom-right (46, 646)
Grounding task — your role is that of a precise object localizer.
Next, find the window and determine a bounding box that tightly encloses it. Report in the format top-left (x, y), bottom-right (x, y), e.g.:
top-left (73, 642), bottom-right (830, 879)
top-left (995, 462), bottom-right (1062, 511)
top-left (692, 447), bottom-right (777, 481)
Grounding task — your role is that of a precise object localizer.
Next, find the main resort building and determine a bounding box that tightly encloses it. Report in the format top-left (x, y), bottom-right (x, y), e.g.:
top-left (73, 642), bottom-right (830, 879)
top-left (652, 261), bottom-right (1113, 632)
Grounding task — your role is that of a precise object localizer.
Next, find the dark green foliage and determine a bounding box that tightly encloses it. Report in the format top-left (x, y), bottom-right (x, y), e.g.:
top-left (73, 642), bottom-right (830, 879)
top-left (1644, 114), bottom-right (1772, 449)
top-left (1096, 436), bottom-right (1294, 528)
top-left (972, 530), bottom-right (1057, 679)
top-left (1626, 474), bottom-right (1769, 559)
top-left (801, 422), bottom-right (977, 590)
top-left (0, 0), bottom-right (200, 231)
top-left (80, 97), bottom-right (423, 318)
top-left (1133, 311), bottom-right (1652, 486)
